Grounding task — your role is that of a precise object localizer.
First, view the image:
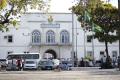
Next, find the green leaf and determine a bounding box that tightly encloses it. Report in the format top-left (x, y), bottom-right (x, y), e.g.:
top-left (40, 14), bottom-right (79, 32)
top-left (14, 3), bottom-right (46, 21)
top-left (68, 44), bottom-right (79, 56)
top-left (10, 20), bottom-right (18, 27)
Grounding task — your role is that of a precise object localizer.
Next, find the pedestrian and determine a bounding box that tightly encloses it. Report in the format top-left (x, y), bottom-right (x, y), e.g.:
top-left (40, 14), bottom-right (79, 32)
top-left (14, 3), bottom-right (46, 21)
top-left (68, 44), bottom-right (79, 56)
top-left (80, 57), bottom-right (85, 67)
top-left (106, 56), bottom-right (112, 69)
top-left (112, 55), bottom-right (117, 68)
top-left (16, 58), bottom-right (22, 71)
top-left (100, 55), bottom-right (106, 69)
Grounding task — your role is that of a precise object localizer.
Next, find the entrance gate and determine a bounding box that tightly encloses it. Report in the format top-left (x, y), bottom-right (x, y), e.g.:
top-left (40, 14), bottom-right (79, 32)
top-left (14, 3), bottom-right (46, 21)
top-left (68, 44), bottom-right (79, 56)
top-left (44, 49), bottom-right (57, 59)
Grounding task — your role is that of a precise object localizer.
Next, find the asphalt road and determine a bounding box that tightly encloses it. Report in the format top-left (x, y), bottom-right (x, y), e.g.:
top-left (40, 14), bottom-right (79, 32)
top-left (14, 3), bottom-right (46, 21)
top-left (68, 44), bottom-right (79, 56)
top-left (0, 69), bottom-right (120, 80)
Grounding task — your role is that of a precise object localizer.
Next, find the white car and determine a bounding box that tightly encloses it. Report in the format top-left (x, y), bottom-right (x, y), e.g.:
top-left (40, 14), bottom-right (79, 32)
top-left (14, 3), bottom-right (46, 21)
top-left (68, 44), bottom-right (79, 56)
top-left (23, 60), bottom-right (38, 70)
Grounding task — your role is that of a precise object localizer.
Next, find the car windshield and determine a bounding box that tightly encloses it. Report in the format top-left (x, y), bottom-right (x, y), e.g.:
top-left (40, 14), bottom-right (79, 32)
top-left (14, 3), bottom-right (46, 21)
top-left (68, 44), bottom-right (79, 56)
top-left (25, 61), bottom-right (35, 64)
top-left (7, 55), bottom-right (25, 60)
top-left (39, 60), bottom-right (53, 65)
top-left (62, 61), bottom-right (72, 64)
top-left (25, 54), bottom-right (39, 59)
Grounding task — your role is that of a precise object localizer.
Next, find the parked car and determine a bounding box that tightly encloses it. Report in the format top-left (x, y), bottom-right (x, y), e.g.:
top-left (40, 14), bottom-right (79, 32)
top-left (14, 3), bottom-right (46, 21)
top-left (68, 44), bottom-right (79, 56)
top-left (60, 61), bottom-right (73, 70)
top-left (38, 59), bottom-right (54, 70)
top-left (0, 59), bottom-right (7, 70)
top-left (23, 60), bottom-right (38, 70)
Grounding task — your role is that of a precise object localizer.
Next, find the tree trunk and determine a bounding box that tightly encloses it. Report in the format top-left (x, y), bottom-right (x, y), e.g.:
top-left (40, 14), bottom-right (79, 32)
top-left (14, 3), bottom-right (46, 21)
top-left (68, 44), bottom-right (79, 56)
top-left (105, 40), bottom-right (112, 68)
top-left (119, 38), bottom-right (120, 56)
top-left (105, 40), bottom-right (109, 58)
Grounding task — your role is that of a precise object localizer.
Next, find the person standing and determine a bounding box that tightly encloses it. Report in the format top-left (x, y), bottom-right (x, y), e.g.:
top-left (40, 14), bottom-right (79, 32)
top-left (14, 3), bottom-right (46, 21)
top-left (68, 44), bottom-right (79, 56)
top-left (16, 58), bottom-right (22, 71)
top-left (80, 58), bottom-right (85, 67)
top-left (112, 55), bottom-right (117, 68)
top-left (106, 56), bottom-right (112, 69)
top-left (100, 55), bottom-right (106, 69)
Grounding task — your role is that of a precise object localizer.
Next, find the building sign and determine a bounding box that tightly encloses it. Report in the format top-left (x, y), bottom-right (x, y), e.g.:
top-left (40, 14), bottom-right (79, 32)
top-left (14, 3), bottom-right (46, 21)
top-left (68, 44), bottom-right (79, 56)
top-left (41, 24), bottom-right (60, 28)
top-left (41, 15), bottom-right (60, 28)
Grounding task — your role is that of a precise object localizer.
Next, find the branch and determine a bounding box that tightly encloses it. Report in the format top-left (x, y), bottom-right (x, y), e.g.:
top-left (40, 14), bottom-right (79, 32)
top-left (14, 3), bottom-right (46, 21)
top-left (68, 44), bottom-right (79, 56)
top-left (0, 4), bottom-right (14, 25)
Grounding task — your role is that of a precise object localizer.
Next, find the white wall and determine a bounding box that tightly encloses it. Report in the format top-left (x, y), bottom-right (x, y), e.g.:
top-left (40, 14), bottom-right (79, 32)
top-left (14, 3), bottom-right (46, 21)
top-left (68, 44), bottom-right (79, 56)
top-left (0, 13), bottom-right (119, 60)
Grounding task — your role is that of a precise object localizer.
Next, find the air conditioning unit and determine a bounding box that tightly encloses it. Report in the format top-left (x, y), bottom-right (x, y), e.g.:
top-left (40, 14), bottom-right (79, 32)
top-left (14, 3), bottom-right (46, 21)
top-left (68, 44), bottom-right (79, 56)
top-left (4, 36), bottom-right (8, 39)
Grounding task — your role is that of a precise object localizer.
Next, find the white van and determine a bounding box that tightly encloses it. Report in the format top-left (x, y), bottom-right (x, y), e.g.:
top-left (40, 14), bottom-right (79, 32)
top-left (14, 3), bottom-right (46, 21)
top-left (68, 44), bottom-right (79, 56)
top-left (23, 53), bottom-right (41, 70)
top-left (6, 53), bottom-right (41, 70)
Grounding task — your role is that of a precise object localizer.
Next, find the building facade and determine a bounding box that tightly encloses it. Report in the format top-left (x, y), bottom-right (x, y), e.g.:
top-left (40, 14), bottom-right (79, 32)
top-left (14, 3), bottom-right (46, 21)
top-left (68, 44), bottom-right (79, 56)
top-left (0, 13), bottom-right (119, 61)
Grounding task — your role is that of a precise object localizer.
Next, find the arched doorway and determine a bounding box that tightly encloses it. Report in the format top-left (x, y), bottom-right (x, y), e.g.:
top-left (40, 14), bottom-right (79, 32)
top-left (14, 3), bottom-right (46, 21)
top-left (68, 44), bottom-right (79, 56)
top-left (44, 49), bottom-right (57, 59)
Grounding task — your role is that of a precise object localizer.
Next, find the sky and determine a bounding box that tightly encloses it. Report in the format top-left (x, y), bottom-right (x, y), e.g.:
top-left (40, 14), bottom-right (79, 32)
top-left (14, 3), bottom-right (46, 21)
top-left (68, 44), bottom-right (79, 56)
top-left (49, 0), bottom-right (75, 12)
top-left (109, 0), bottom-right (118, 7)
top-left (49, 0), bottom-right (118, 12)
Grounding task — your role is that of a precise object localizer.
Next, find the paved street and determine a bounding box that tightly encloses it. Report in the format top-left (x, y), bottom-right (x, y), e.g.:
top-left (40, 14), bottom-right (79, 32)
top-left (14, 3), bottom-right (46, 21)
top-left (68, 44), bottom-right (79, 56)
top-left (0, 68), bottom-right (120, 80)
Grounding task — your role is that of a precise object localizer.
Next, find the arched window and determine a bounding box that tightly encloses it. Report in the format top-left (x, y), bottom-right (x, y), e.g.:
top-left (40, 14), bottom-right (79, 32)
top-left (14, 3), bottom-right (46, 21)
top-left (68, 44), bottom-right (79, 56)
top-left (46, 30), bottom-right (55, 43)
top-left (60, 30), bottom-right (69, 43)
top-left (32, 30), bottom-right (41, 43)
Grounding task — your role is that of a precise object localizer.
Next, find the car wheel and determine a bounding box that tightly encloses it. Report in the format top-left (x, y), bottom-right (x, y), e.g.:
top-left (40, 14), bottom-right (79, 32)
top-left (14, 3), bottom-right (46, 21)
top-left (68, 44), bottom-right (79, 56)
top-left (6, 69), bottom-right (10, 71)
top-left (49, 67), bottom-right (52, 70)
top-left (23, 68), bottom-right (26, 71)
top-left (37, 67), bottom-right (42, 70)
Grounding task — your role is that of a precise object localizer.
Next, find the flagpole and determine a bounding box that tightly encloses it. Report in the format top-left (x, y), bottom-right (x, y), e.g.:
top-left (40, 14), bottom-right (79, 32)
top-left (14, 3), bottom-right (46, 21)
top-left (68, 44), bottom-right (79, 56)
top-left (72, 11), bottom-right (75, 67)
top-left (92, 22), bottom-right (95, 64)
top-left (83, 0), bottom-right (87, 59)
top-left (118, 0), bottom-right (120, 56)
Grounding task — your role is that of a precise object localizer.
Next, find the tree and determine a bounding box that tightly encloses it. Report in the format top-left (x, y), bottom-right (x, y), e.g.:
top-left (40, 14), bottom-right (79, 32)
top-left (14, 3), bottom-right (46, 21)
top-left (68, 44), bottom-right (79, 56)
top-left (118, 0), bottom-right (120, 56)
top-left (72, 0), bottom-right (103, 28)
top-left (0, 0), bottom-right (50, 31)
top-left (72, 0), bottom-right (119, 63)
top-left (92, 4), bottom-right (119, 58)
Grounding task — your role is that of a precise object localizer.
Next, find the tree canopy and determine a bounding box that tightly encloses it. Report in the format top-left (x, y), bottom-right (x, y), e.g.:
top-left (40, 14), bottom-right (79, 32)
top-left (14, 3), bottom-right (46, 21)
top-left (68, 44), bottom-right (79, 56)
top-left (92, 4), bottom-right (118, 42)
top-left (0, 0), bottom-right (50, 31)
top-left (72, 0), bottom-right (119, 59)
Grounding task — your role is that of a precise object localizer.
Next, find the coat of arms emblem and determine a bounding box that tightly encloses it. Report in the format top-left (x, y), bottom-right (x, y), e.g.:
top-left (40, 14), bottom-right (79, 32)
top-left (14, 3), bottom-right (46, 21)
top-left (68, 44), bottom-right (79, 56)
top-left (48, 15), bottom-right (53, 23)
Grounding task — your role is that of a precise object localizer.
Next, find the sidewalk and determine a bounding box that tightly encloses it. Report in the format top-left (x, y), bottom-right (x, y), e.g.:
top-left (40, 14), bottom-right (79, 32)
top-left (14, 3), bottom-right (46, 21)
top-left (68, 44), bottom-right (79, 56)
top-left (0, 69), bottom-right (120, 80)
top-left (71, 67), bottom-right (100, 71)
top-left (71, 67), bottom-right (120, 72)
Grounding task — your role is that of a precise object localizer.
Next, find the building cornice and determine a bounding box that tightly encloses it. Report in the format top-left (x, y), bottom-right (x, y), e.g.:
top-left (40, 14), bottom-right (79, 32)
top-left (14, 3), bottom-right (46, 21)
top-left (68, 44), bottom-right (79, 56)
top-left (24, 12), bottom-right (72, 14)
top-left (27, 21), bottom-right (72, 23)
